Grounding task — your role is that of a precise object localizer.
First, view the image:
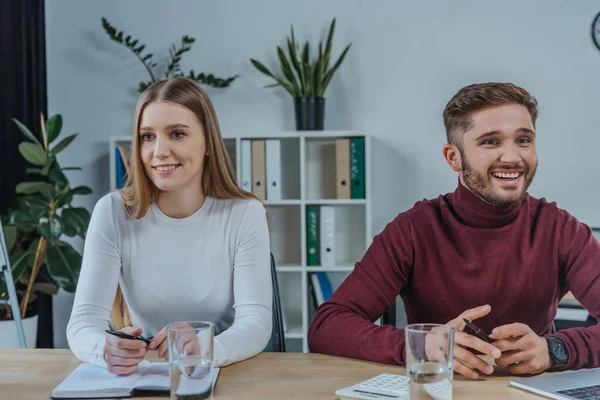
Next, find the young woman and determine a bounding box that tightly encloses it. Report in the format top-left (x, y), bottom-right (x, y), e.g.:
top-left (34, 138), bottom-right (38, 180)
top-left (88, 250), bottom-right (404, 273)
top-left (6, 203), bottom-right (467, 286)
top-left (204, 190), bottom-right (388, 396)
top-left (67, 77), bottom-right (272, 375)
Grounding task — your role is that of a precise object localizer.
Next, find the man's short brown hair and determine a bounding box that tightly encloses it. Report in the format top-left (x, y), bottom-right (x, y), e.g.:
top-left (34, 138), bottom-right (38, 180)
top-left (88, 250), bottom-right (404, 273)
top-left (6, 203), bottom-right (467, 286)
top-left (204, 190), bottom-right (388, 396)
top-left (443, 82), bottom-right (538, 148)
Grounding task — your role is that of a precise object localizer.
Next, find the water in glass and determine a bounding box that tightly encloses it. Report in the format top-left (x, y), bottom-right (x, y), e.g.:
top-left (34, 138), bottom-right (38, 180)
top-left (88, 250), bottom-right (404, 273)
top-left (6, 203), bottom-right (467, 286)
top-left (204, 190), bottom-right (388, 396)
top-left (409, 362), bottom-right (452, 400)
top-left (170, 355), bottom-right (212, 400)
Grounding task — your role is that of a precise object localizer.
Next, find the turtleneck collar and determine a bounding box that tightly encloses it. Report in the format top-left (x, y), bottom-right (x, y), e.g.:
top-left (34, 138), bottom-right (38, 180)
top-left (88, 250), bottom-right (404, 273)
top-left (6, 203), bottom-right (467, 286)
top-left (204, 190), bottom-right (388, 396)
top-left (447, 179), bottom-right (526, 228)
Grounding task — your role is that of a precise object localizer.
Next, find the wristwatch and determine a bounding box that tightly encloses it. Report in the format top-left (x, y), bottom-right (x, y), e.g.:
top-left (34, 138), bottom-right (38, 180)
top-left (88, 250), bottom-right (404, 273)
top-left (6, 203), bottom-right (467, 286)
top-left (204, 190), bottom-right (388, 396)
top-left (546, 336), bottom-right (568, 369)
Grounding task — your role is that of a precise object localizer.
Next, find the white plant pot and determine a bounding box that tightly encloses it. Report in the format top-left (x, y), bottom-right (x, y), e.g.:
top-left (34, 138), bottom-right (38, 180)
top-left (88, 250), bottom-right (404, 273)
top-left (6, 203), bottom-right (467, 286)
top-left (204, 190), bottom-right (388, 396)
top-left (0, 314), bottom-right (38, 348)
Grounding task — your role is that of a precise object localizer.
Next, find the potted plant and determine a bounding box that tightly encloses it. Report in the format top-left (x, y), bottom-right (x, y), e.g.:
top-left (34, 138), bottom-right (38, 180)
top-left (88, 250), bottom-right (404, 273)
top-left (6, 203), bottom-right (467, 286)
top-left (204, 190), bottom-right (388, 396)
top-left (0, 113), bottom-right (92, 347)
top-left (101, 17), bottom-right (238, 93)
top-left (250, 18), bottom-right (351, 131)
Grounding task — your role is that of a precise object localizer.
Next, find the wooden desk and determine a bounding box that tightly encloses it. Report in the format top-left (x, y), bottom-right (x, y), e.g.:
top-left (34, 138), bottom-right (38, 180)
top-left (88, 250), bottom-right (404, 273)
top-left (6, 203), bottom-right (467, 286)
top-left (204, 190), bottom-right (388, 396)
top-left (0, 349), bottom-right (551, 399)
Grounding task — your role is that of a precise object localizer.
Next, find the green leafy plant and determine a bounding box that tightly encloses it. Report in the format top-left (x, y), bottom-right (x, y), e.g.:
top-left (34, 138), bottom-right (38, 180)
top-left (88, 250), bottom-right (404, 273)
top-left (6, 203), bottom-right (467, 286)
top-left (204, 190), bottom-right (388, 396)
top-left (250, 18), bottom-right (351, 98)
top-left (101, 17), bottom-right (238, 93)
top-left (0, 114), bottom-right (92, 320)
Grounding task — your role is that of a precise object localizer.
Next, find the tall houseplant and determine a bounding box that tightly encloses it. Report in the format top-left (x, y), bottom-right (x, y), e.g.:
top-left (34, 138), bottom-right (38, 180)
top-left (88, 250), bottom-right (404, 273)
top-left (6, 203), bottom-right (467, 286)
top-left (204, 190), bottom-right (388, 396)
top-left (0, 114), bottom-right (91, 341)
top-left (101, 17), bottom-right (238, 93)
top-left (250, 18), bottom-right (351, 130)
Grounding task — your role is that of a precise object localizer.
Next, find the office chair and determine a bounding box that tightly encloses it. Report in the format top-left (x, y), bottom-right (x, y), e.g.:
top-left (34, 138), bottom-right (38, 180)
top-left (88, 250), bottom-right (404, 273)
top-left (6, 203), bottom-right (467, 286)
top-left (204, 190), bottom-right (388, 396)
top-left (381, 295), bottom-right (408, 329)
top-left (268, 252), bottom-right (286, 352)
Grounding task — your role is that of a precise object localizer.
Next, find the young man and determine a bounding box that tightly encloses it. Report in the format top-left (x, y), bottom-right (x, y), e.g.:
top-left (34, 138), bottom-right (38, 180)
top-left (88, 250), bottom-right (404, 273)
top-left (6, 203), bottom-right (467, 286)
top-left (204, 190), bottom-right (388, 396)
top-left (307, 82), bottom-right (600, 379)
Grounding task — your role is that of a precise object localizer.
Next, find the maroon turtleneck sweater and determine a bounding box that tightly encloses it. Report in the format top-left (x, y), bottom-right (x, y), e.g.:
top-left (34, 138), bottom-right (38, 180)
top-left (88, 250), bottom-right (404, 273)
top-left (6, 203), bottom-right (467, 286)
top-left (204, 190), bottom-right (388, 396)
top-left (307, 181), bottom-right (600, 371)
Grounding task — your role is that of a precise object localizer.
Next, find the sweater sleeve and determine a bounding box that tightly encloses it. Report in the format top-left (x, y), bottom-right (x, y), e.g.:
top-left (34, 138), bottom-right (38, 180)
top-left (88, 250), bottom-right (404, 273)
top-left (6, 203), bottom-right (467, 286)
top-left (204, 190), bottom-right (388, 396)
top-left (212, 200), bottom-right (272, 367)
top-left (552, 211), bottom-right (600, 370)
top-left (307, 213), bottom-right (414, 365)
top-left (66, 194), bottom-right (122, 368)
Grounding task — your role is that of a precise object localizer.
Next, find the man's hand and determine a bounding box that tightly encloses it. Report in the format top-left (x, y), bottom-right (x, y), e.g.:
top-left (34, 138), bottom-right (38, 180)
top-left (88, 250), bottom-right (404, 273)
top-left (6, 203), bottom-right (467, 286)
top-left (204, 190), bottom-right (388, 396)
top-left (489, 323), bottom-right (551, 375)
top-left (446, 305), bottom-right (502, 380)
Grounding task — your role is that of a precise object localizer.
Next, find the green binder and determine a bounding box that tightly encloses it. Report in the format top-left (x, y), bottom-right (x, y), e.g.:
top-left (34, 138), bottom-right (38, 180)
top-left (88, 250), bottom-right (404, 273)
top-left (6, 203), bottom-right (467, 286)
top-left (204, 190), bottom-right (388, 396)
top-left (350, 137), bottom-right (365, 199)
top-left (306, 206), bottom-right (319, 266)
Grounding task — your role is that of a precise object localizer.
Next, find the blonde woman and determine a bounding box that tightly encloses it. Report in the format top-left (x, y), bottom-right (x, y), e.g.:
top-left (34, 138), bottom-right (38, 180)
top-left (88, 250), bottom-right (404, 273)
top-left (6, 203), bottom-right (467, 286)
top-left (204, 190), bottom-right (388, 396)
top-left (67, 77), bottom-right (272, 375)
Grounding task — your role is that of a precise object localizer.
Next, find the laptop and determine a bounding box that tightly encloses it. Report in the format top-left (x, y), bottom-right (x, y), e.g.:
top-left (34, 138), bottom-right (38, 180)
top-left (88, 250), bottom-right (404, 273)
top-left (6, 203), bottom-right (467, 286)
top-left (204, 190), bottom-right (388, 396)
top-left (510, 368), bottom-right (600, 399)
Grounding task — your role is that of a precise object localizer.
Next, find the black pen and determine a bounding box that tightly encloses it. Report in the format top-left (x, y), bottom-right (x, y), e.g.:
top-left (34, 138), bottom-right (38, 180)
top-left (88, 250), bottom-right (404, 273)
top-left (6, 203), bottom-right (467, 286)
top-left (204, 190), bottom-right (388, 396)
top-left (105, 329), bottom-right (153, 345)
top-left (463, 318), bottom-right (493, 343)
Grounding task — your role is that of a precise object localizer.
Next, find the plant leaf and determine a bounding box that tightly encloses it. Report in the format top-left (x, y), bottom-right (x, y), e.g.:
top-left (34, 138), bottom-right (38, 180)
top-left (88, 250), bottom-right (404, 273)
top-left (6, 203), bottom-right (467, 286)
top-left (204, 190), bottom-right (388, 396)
top-left (23, 196), bottom-right (50, 209)
top-left (26, 168), bottom-right (45, 176)
top-left (12, 118), bottom-right (42, 146)
top-left (287, 28), bottom-right (305, 95)
top-left (61, 207), bottom-right (91, 238)
top-left (250, 59), bottom-right (277, 78)
top-left (50, 133), bottom-right (77, 155)
top-left (23, 196), bottom-right (49, 221)
top-left (18, 142), bottom-right (48, 166)
top-left (41, 154), bottom-right (55, 175)
top-left (277, 46), bottom-right (300, 97)
top-left (70, 186), bottom-right (93, 195)
top-left (323, 18), bottom-right (336, 71)
top-left (2, 225), bottom-right (17, 251)
top-left (39, 215), bottom-right (62, 241)
top-left (45, 114), bottom-right (63, 144)
top-left (322, 43), bottom-right (351, 95)
top-left (9, 252), bottom-right (34, 285)
top-left (48, 161), bottom-right (69, 189)
top-left (45, 243), bottom-right (81, 292)
top-left (15, 181), bottom-right (52, 195)
top-left (8, 209), bottom-right (34, 227)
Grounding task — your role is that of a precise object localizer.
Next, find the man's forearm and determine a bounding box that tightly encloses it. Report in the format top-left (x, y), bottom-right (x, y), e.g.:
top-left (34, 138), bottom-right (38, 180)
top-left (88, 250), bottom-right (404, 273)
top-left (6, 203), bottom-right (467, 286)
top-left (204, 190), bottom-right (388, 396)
top-left (308, 300), bottom-right (406, 365)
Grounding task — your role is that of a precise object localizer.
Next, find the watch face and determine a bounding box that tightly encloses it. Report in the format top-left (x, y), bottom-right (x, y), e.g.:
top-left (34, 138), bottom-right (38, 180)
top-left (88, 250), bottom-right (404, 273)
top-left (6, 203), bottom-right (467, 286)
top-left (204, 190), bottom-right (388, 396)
top-left (551, 340), bottom-right (568, 363)
top-left (592, 11), bottom-right (600, 51)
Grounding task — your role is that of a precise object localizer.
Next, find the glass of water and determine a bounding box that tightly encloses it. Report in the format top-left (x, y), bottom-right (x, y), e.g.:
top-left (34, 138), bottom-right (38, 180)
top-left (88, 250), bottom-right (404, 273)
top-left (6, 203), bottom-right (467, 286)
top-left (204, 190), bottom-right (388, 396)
top-left (405, 324), bottom-right (454, 400)
top-left (168, 321), bottom-right (214, 400)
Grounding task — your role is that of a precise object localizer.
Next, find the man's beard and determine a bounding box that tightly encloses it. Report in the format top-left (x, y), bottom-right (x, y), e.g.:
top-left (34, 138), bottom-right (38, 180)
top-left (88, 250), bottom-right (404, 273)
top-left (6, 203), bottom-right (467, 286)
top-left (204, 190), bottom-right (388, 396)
top-left (459, 149), bottom-right (537, 208)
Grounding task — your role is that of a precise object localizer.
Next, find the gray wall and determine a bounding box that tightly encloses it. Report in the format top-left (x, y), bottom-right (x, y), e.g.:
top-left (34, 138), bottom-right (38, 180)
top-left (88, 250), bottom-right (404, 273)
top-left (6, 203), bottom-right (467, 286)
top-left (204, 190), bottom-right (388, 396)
top-left (46, 0), bottom-right (600, 347)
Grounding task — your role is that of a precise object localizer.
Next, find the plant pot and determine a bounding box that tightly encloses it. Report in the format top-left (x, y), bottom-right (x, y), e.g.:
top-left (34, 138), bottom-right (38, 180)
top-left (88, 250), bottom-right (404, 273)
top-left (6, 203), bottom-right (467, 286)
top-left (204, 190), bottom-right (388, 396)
top-left (0, 314), bottom-right (38, 348)
top-left (294, 97), bottom-right (325, 131)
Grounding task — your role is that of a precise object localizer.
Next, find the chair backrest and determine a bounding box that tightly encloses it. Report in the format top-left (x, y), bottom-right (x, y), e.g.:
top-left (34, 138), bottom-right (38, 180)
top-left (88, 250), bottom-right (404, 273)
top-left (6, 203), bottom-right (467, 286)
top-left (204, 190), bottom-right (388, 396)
top-left (382, 295), bottom-right (408, 329)
top-left (269, 253), bottom-right (286, 352)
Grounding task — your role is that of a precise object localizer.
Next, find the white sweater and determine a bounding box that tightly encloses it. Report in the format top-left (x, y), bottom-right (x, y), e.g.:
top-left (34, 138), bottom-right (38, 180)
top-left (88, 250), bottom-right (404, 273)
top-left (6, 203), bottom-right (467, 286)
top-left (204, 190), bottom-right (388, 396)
top-left (66, 192), bottom-right (272, 368)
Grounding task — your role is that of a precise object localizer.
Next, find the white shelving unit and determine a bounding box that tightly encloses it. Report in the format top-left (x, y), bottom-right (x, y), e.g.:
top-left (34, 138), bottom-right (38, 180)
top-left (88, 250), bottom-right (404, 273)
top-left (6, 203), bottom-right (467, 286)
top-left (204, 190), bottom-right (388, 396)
top-left (109, 131), bottom-right (372, 353)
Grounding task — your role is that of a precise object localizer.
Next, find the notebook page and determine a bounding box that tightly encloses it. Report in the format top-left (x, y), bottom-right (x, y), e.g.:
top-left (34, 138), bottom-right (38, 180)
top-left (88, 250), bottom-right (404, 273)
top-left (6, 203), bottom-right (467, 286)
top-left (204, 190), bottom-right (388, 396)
top-left (52, 362), bottom-right (146, 398)
top-left (133, 362), bottom-right (170, 390)
top-left (175, 368), bottom-right (221, 396)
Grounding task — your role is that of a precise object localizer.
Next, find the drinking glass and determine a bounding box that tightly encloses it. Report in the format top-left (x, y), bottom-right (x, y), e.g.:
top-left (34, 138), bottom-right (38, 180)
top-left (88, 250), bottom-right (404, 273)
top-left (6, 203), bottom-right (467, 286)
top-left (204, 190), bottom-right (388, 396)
top-left (168, 321), bottom-right (214, 400)
top-left (405, 324), bottom-right (454, 400)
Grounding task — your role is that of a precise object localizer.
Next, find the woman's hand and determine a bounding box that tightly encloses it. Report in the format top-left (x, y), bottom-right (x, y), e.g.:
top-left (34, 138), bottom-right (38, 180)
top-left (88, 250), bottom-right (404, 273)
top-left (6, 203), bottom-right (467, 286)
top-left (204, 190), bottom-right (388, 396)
top-left (104, 327), bottom-right (148, 375)
top-left (149, 323), bottom-right (201, 361)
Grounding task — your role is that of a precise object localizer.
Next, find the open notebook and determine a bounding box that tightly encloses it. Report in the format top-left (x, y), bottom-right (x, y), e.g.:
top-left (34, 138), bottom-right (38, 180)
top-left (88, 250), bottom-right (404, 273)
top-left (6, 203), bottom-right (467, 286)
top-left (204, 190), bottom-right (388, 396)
top-left (51, 361), bottom-right (220, 399)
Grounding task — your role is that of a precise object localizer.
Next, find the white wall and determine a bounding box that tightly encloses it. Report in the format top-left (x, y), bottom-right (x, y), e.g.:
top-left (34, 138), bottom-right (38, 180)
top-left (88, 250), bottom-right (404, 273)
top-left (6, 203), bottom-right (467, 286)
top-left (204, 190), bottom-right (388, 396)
top-left (46, 0), bottom-right (600, 347)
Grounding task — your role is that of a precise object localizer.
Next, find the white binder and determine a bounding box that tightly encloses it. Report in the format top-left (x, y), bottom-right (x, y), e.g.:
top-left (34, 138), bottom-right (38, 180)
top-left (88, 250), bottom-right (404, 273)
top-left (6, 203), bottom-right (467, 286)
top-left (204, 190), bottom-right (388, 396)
top-left (265, 139), bottom-right (282, 201)
top-left (241, 139), bottom-right (252, 192)
top-left (320, 206), bottom-right (336, 266)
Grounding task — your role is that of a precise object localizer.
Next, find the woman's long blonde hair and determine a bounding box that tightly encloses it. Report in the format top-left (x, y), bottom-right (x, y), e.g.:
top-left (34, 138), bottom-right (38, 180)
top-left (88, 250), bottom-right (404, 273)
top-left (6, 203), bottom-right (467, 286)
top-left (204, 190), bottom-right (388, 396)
top-left (110, 77), bottom-right (264, 329)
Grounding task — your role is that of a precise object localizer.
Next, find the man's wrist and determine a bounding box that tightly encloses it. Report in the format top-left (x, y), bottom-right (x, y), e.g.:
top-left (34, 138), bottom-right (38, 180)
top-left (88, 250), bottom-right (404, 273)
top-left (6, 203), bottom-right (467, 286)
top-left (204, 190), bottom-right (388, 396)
top-left (545, 336), bottom-right (568, 370)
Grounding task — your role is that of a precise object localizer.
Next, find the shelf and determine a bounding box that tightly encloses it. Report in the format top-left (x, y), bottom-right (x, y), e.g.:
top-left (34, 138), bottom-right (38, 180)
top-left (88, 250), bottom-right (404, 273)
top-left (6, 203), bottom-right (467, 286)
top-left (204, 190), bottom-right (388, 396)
top-left (306, 266), bottom-right (355, 272)
top-left (223, 130), bottom-right (367, 140)
top-left (305, 199), bottom-right (366, 205)
top-left (283, 328), bottom-right (304, 339)
top-left (265, 200), bottom-right (302, 206)
top-left (276, 265), bottom-right (303, 272)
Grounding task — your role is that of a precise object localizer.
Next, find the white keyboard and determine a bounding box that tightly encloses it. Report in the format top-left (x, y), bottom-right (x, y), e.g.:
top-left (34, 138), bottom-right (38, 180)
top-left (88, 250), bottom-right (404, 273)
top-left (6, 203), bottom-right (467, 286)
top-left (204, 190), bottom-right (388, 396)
top-left (335, 373), bottom-right (453, 400)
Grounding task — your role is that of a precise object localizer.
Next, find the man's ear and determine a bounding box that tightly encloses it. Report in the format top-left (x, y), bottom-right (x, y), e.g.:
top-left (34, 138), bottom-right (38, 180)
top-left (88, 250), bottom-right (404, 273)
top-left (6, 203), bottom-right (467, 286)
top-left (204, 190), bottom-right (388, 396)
top-left (442, 144), bottom-right (461, 172)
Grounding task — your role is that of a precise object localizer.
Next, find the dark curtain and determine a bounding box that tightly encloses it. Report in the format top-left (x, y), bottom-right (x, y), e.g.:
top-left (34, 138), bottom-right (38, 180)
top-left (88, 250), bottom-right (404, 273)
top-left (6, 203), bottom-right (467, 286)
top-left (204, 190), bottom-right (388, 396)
top-left (0, 0), bottom-right (53, 348)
